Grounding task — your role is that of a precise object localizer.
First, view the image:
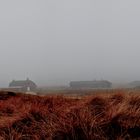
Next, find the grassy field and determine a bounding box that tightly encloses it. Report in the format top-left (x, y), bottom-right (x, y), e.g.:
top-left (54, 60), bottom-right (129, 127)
top-left (0, 89), bottom-right (139, 139)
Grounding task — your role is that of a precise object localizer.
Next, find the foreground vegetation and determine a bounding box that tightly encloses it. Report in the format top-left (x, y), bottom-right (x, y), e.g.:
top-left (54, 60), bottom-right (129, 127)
top-left (0, 90), bottom-right (139, 139)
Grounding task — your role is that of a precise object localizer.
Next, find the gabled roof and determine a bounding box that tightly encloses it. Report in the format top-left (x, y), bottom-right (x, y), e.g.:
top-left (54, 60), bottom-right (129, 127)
top-left (9, 79), bottom-right (37, 87)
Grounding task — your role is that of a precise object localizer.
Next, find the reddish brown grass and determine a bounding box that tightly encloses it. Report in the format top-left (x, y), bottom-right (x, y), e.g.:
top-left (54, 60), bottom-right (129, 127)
top-left (0, 90), bottom-right (139, 139)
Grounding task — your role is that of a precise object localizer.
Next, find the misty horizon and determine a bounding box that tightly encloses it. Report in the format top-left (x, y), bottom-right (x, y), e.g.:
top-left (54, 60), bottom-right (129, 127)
top-left (0, 0), bottom-right (140, 87)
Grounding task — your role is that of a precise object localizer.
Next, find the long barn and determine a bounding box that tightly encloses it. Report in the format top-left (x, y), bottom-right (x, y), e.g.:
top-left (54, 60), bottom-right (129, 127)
top-left (70, 80), bottom-right (112, 89)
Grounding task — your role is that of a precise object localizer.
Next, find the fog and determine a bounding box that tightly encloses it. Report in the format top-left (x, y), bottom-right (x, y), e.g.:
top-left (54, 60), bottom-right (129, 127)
top-left (0, 0), bottom-right (140, 87)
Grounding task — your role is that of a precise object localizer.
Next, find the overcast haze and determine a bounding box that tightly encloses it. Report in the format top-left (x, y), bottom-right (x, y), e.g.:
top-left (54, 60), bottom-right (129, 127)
top-left (0, 0), bottom-right (140, 87)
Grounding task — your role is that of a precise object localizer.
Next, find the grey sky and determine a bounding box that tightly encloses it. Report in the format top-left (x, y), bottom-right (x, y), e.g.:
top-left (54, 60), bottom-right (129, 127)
top-left (0, 0), bottom-right (140, 86)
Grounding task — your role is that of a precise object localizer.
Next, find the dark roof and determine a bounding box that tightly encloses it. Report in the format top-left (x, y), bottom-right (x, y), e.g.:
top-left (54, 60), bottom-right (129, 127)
top-left (70, 80), bottom-right (112, 88)
top-left (128, 81), bottom-right (140, 87)
top-left (70, 80), bottom-right (112, 85)
top-left (9, 79), bottom-right (37, 87)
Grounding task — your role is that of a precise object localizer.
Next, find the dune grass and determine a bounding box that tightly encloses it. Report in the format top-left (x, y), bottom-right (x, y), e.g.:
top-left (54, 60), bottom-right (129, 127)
top-left (0, 90), bottom-right (139, 139)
